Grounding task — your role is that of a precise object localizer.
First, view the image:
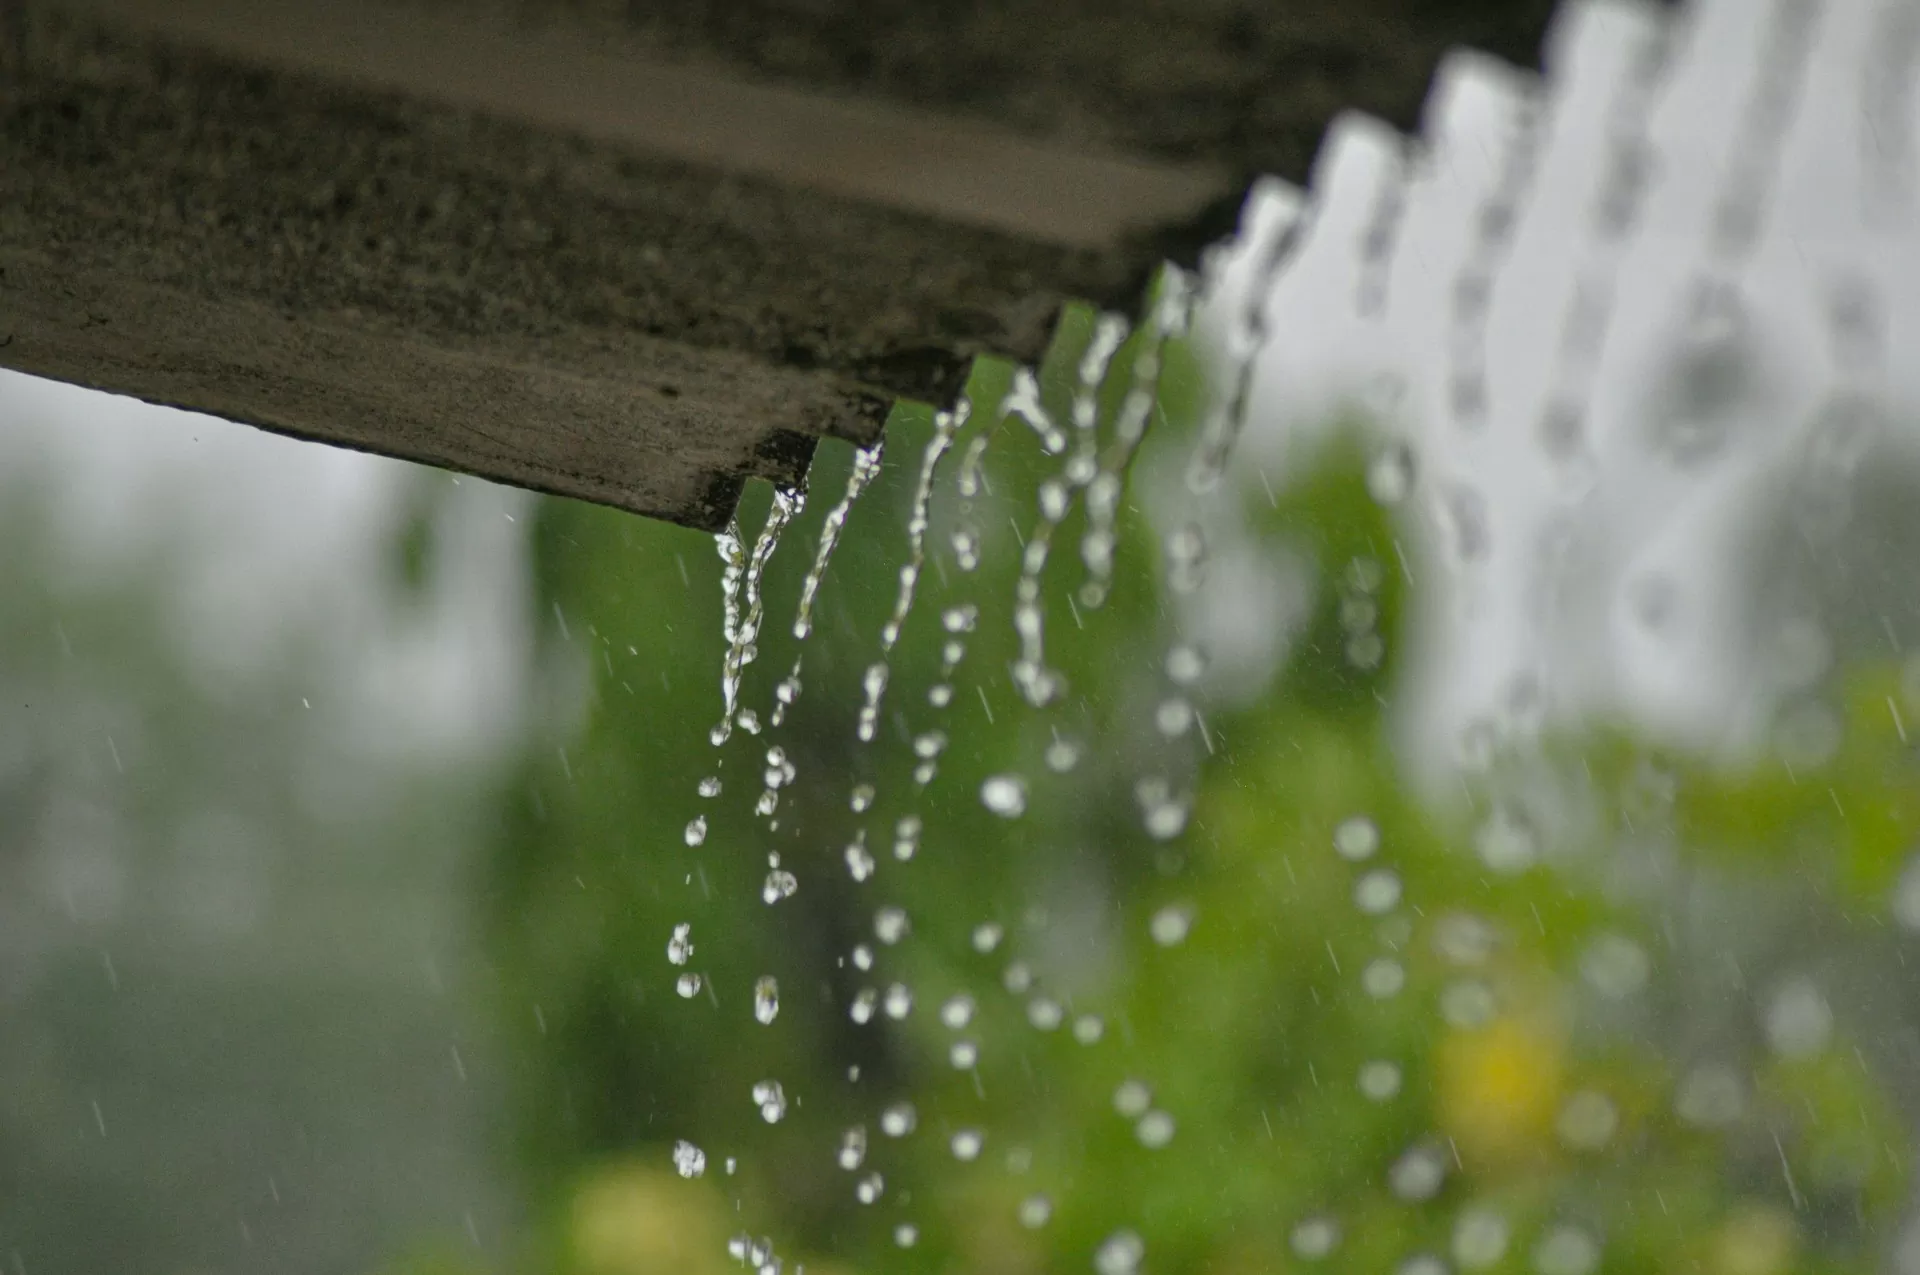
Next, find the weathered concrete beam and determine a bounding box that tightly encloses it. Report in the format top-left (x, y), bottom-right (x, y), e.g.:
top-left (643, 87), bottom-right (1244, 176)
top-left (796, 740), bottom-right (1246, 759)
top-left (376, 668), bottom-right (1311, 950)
top-left (0, 0), bottom-right (1555, 530)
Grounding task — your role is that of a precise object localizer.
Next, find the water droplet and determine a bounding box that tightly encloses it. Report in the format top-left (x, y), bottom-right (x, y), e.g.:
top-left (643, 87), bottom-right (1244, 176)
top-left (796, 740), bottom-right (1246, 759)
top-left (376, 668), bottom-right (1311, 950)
top-left (845, 836), bottom-right (876, 882)
top-left (875, 906), bottom-right (910, 945)
top-left (672, 1140), bottom-right (706, 1178)
top-left (981, 774), bottom-right (1029, 817)
top-left (893, 1223), bottom-right (918, 1249)
top-left (850, 784), bottom-right (875, 813)
top-left (883, 983), bottom-right (913, 1020)
top-left (1073, 1014), bottom-right (1105, 1044)
top-left (761, 869), bottom-right (797, 905)
top-left (950, 526), bottom-right (981, 571)
top-left (1440, 980), bottom-right (1497, 1028)
top-left (684, 816), bottom-right (708, 847)
top-left (849, 988), bottom-right (878, 1024)
top-left (1359, 1060), bottom-right (1403, 1101)
top-left (942, 604), bottom-right (978, 633)
top-left (1363, 958), bottom-right (1406, 999)
top-left (735, 708), bottom-right (760, 735)
top-left (1136, 1110), bottom-right (1176, 1148)
top-left (697, 776), bottom-right (721, 798)
top-left (1165, 644), bottom-right (1207, 686)
top-left (1150, 904), bottom-right (1194, 946)
top-left (1556, 1090), bottom-right (1617, 1150)
top-left (855, 1172), bottom-right (884, 1204)
top-left (751, 1079), bottom-right (786, 1123)
top-left (1113, 1079), bottom-right (1152, 1118)
top-left (1154, 696), bottom-right (1195, 737)
top-left (1581, 934), bottom-right (1650, 1000)
top-left (1675, 1063), bottom-right (1746, 1126)
top-left (1094, 1229), bottom-right (1145, 1275)
top-left (1453, 1209), bottom-right (1510, 1270)
top-left (893, 816), bottom-right (922, 861)
top-left (1367, 439), bottom-right (1416, 504)
top-left (951, 1128), bottom-right (984, 1161)
top-left (928, 683), bottom-right (954, 707)
top-left (880, 1101), bottom-right (917, 1137)
top-left (941, 995), bottom-right (975, 1030)
top-left (667, 922), bottom-right (694, 966)
top-left (972, 922), bottom-right (1005, 953)
top-left (1474, 805), bottom-right (1537, 874)
top-left (1399, 1254), bottom-right (1448, 1275)
top-left (1002, 962), bottom-right (1033, 994)
top-left (1291, 1216), bottom-right (1342, 1260)
top-left (1166, 523), bottom-right (1208, 593)
top-left (1390, 1143), bottom-right (1448, 1200)
top-left (1019, 1195), bottom-right (1052, 1229)
top-left (1354, 869), bottom-right (1402, 915)
top-left (851, 944), bottom-right (874, 971)
top-left (949, 1039), bottom-right (979, 1068)
top-left (1044, 739), bottom-right (1081, 772)
top-left (836, 1125), bottom-right (866, 1170)
top-left (675, 972), bottom-right (703, 999)
top-left (1765, 976), bottom-right (1833, 1058)
top-left (1534, 1225), bottom-right (1600, 1275)
top-left (753, 976), bottom-right (779, 1025)
top-left (1333, 815), bottom-right (1380, 861)
top-left (1027, 996), bottom-right (1064, 1031)
top-left (1434, 913), bottom-right (1497, 966)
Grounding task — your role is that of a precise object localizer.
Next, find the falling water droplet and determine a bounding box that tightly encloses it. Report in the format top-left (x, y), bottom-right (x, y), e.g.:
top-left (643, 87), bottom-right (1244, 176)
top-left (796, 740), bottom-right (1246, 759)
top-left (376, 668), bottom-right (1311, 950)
top-left (850, 784), bottom-right (875, 813)
top-left (949, 1039), bottom-right (980, 1068)
top-left (1354, 869), bottom-right (1402, 915)
top-left (1094, 1230), bottom-right (1146, 1275)
top-left (849, 989), bottom-right (878, 1024)
top-left (697, 776), bottom-right (722, 798)
top-left (882, 983), bottom-right (913, 1020)
top-left (1019, 1195), bottom-right (1052, 1229)
top-left (753, 976), bottom-right (779, 1025)
top-left (837, 1126), bottom-right (867, 1170)
top-left (1291, 1216), bottom-right (1342, 1260)
top-left (893, 1223), bottom-right (918, 1249)
top-left (751, 1079), bottom-right (786, 1123)
top-left (855, 1172), bottom-right (885, 1204)
top-left (761, 868), bottom-right (798, 905)
top-left (1073, 1014), bottom-right (1105, 1044)
top-left (892, 816), bottom-right (922, 861)
top-left (972, 922), bottom-right (1005, 953)
top-left (675, 972), bottom-right (703, 999)
top-left (1557, 1090), bottom-right (1618, 1150)
top-left (941, 994), bottom-right (976, 1030)
top-left (1113, 1079), bottom-right (1152, 1118)
top-left (1367, 439), bottom-right (1417, 504)
top-left (1534, 1225), bottom-right (1601, 1275)
top-left (667, 923), bottom-right (694, 966)
top-left (1150, 904), bottom-right (1194, 947)
top-left (1333, 815), bottom-right (1380, 861)
top-left (851, 944), bottom-right (874, 972)
top-left (875, 906), bottom-right (910, 945)
top-left (980, 775), bottom-right (1029, 818)
top-left (1359, 1060), bottom-right (1403, 1101)
top-left (684, 816), bottom-right (708, 847)
top-left (1136, 1110), bottom-right (1176, 1148)
top-left (880, 1102), bottom-right (917, 1137)
top-left (671, 1140), bottom-right (706, 1179)
top-left (951, 1128), bottom-right (984, 1161)
top-left (1027, 997), bottom-right (1064, 1031)
top-left (1363, 958), bottom-right (1406, 999)
top-left (1389, 1143), bottom-right (1448, 1201)
top-left (1044, 739), bottom-right (1082, 772)
top-left (1453, 1209), bottom-right (1510, 1270)
top-left (844, 833), bottom-right (876, 882)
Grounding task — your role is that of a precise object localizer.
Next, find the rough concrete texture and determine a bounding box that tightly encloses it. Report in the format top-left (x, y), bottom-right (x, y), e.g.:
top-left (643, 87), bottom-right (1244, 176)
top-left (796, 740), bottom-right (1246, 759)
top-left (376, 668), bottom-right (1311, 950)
top-left (495, 0), bottom-right (1563, 257)
top-left (1, 7), bottom-right (1141, 528)
top-left (1, 0), bottom-right (1565, 530)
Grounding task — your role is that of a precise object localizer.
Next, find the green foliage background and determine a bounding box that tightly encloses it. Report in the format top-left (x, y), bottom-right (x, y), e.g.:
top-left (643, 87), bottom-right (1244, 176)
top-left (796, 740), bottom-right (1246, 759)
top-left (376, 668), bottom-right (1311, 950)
top-left (437, 282), bottom-right (1920, 1275)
